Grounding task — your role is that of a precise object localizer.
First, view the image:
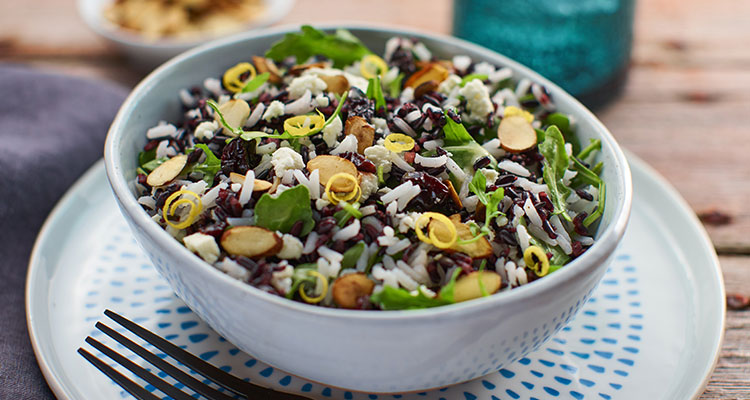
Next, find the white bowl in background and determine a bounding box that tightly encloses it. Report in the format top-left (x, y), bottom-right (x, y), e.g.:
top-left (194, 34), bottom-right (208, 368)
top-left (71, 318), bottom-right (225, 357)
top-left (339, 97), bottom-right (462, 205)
top-left (77, 0), bottom-right (295, 68)
top-left (104, 25), bottom-right (632, 393)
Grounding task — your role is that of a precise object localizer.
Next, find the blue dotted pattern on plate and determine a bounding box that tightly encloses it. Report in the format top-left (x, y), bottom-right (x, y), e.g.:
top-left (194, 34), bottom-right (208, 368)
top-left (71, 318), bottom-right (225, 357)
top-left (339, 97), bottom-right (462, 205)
top-left (82, 220), bottom-right (641, 400)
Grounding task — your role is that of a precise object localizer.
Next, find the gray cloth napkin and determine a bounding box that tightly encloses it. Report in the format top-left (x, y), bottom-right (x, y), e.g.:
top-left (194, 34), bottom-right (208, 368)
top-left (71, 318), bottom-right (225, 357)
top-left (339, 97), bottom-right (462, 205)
top-left (0, 65), bottom-right (127, 399)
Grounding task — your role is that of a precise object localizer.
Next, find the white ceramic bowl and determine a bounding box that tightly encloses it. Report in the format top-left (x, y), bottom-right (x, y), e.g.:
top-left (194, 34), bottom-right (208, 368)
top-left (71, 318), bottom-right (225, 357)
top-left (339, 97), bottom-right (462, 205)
top-left (104, 25), bottom-right (632, 393)
top-left (77, 0), bottom-right (295, 68)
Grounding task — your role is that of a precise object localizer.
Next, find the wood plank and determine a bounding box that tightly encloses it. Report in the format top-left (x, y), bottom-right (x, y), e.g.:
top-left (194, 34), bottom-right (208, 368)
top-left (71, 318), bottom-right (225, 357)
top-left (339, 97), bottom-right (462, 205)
top-left (701, 255), bottom-right (750, 399)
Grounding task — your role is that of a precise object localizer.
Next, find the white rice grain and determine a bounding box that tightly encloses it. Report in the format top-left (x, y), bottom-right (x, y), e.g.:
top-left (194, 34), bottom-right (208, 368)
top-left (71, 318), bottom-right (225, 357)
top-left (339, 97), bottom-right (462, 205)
top-left (382, 255), bottom-right (397, 270)
top-left (392, 268), bottom-right (418, 291)
top-left (515, 78), bottom-right (532, 98)
top-left (505, 261), bottom-right (518, 286)
top-left (225, 217), bottom-right (253, 226)
top-left (516, 224), bottom-right (531, 251)
top-left (497, 160), bottom-right (531, 177)
top-left (445, 157), bottom-right (467, 182)
top-left (359, 205), bottom-right (376, 216)
top-left (397, 183), bottom-right (422, 211)
top-left (528, 223), bottom-right (558, 246)
top-left (386, 238), bottom-right (411, 255)
top-left (380, 181), bottom-right (413, 204)
top-left (422, 139), bottom-right (443, 151)
top-left (390, 152), bottom-right (415, 172)
top-left (414, 154), bottom-right (447, 168)
top-left (302, 232), bottom-right (319, 254)
top-left (147, 123), bottom-right (177, 139)
top-left (392, 116), bottom-right (416, 137)
top-left (239, 170), bottom-right (255, 206)
top-left (330, 134), bottom-right (358, 155)
top-left (201, 182), bottom-right (228, 209)
top-left (318, 246), bottom-right (343, 263)
top-left (515, 177), bottom-right (548, 194)
top-left (333, 219), bottom-right (360, 242)
top-left (256, 142), bottom-right (277, 155)
top-left (137, 196), bottom-right (156, 210)
top-left (284, 89), bottom-right (314, 115)
top-left (481, 138), bottom-right (506, 159)
top-left (523, 197), bottom-right (543, 228)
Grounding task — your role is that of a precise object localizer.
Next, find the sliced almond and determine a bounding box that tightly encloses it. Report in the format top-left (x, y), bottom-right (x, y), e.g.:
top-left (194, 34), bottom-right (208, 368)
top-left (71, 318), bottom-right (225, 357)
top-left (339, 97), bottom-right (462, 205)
top-left (450, 271), bottom-right (502, 303)
top-left (252, 56), bottom-right (282, 84)
top-left (344, 116), bottom-right (374, 154)
top-left (332, 273), bottom-right (375, 309)
top-left (414, 80), bottom-right (438, 99)
top-left (405, 62), bottom-right (450, 88)
top-left (146, 154), bottom-right (187, 187)
top-left (288, 62), bottom-right (328, 76)
top-left (498, 115), bottom-right (537, 153)
top-left (444, 180), bottom-right (462, 209)
top-left (268, 176), bottom-right (281, 194)
top-left (214, 99), bottom-right (251, 136)
top-left (306, 155), bottom-right (358, 192)
top-left (228, 172), bottom-right (273, 192)
top-left (220, 226), bottom-right (282, 258)
top-left (319, 75), bottom-right (349, 95)
top-left (430, 214), bottom-right (493, 259)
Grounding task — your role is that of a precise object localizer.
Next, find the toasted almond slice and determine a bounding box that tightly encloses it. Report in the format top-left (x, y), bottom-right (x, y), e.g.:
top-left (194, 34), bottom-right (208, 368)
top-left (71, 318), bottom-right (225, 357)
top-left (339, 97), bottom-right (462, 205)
top-left (252, 56), bottom-right (282, 84)
top-left (214, 99), bottom-right (250, 136)
top-left (344, 116), bottom-right (374, 154)
top-left (450, 271), bottom-right (502, 303)
top-left (444, 180), bottom-right (462, 209)
top-left (288, 62), bottom-right (328, 76)
top-left (306, 155), bottom-right (358, 192)
top-left (146, 154), bottom-right (187, 187)
top-left (430, 214), bottom-right (492, 259)
top-left (220, 226), bottom-right (282, 258)
top-left (332, 273), bottom-right (375, 309)
top-left (268, 176), bottom-right (281, 194)
top-left (498, 115), bottom-right (537, 153)
top-left (319, 75), bottom-right (349, 95)
top-left (228, 172), bottom-right (272, 192)
top-left (414, 80), bottom-right (438, 99)
top-left (405, 63), bottom-right (450, 88)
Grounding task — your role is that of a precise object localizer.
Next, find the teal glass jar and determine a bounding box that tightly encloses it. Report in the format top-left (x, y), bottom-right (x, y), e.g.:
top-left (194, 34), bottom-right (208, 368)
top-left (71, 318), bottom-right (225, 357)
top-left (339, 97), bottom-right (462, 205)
top-left (453, 0), bottom-right (635, 107)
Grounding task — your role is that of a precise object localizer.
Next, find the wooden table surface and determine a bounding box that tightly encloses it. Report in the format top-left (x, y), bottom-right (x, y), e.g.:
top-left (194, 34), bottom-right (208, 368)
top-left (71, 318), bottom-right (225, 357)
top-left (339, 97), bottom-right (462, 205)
top-left (2, 0), bottom-right (748, 398)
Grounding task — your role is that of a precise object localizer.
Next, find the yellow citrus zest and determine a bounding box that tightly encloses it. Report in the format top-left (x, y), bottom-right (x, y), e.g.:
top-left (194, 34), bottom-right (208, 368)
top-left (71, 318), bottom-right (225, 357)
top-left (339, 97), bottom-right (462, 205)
top-left (360, 54), bottom-right (388, 79)
top-left (503, 105), bottom-right (534, 123)
top-left (283, 111), bottom-right (326, 136)
top-left (163, 190), bottom-right (203, 230)
top-left (222, 62), bottom-right (257, 93)
top-left (524, 245), bottom-right (550, 277)
top-left (324, 173), bottom-right (361, 205)
top-left (384, 133), bottom-right (415, 153)
top-left (415, 212), bottom-right (457, 249)
top-left (299, 270), bottom-right (329, 304)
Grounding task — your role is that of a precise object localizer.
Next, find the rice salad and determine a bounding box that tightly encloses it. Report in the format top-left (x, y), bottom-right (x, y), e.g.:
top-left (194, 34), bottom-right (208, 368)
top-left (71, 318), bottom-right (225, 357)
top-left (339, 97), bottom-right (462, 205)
top-left (134, 26), bottom-right (606, 310)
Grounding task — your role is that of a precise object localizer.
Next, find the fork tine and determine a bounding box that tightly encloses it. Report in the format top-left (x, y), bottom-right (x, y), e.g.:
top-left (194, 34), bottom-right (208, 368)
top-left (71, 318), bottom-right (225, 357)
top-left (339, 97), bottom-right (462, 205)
top-left (78, 348), bottom-right (161, 400)
top-left (96, 322), bottom-right (237, 400)
top-left (85, 336), bottom-right (195, 400)
top-left (104, 310), bottom-right (309, 400)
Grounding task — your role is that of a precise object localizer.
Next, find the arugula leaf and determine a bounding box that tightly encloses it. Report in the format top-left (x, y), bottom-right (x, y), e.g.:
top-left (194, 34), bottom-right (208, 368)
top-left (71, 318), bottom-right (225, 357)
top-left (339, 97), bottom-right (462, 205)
top-left (442, 110), bottom-right (475, 146)
top-left (538, 126), bottom-right (572, 221)
top-left (577, 138), bottom-right (601, 160)
top-left (254, 184), bottom-right (315, 235)
top-left (485, 187), bottom-right (505, 224)
top-left (389, 73), bottom-right (404, 98)
top-left (366, 76), bottom-right (386, 112)
top-left (460, 73), bottom-right (488, 87)
top-left (583, 180), bottom-right (606, 227)
top-left (437, 269), bottom-right (462, 303)
top-left (570, 157), bottom-right (601, 188)
top-left (241, 72), bottom-right (270, 93)
top-left (543, 112), bottom-right (579, 153)
top-left (138, 148), bottom-right (156, 168)
top-left (528, 235), bottom-right (570, 266)
top-left (287, 263), bottom-right (318, 299)
top-left (141, 157), bottom-right (166, 173)
top-left (468, 170), bottom-right (505, 234)
top-left (265, 25), bottom-right (372, 69)
top-left (469, 170), bottom-right (488, 204)
top-left (341, 242), bottom-right (366, 269)
top-left (186, 144), bottom-right (222, 185)
top-left (370, 286), bottom-right (451, 310)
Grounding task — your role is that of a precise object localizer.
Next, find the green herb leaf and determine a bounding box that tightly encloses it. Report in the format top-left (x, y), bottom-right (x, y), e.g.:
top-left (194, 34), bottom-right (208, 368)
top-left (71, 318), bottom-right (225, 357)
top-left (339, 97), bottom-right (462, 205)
top-left (241, 72), bottom-right (270, 93)
top-left (543, 112), bottom-right (579, 153)
top-left (576, 138), bottom-right (601, 161)
top-left (570, 157), bottom-right (602, 188)
top-left (538, 125), bottom-right (572, 221)
top-left (366, 76), bottom-right (386, 112)
top-left (442, 110), bottom-right (475, 146)
top-left (333, 201), bottom-right (362, 227)
top-left (254, 184), bottom-right (315, 235)
top-left (528, 235), bottom-right (570, 266)
top-left (265, 25), bottom-right (372, 69)
top-left (138, 148), bottom-right (156, 168)
top-left (460, 73), bottom-right (488, 87)
top-left (437, 269), bottom-right (462, 303)
top-left (389, 72), bottom-right (404, 97)
top-left (341, 242), bottom-right (366, 269)
top-left (187, 144), bottom-right (222, 185)
top-left (583, 180), bottom-right (605, 227)
top-left (141, 156), bottom-right (166, 173)
top-left (469, 170), bottom-right (488, 204)
top-left (370, 285), bottom-right (451, 310)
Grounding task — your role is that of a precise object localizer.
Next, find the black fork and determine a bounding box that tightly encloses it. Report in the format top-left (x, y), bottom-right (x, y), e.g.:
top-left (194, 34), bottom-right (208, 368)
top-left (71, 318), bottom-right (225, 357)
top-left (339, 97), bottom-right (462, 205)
top-left (78, 309), bottom-right (310, 400)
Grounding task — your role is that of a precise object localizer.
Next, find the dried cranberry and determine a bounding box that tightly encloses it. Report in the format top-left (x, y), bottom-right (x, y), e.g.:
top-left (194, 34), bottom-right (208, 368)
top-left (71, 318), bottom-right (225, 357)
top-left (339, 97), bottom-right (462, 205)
top-left (317, 217), bottom-right (337, 234)
top-left (571, 241), bottom-right (585, 257)
top-left (221, 139), bottom-right (251, 175)
top-left (573, 213), bottom-right (589, 236)
top-left (339, 152), bottom-right (376, 173)
top-left (401, 171), bottom-right (451, 211)
top-left (143, 140), bottom-right (160, 151)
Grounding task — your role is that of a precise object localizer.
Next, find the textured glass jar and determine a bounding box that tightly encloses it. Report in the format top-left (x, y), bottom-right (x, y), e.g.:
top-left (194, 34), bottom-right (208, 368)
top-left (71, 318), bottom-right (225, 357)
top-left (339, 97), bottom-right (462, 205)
top-left (453, 0), bottom-right (635, 107)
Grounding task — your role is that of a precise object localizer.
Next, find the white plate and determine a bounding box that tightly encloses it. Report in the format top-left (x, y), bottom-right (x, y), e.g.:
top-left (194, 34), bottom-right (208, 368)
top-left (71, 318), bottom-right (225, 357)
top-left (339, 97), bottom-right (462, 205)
top-left (26, 153), bottom-right (724, 400)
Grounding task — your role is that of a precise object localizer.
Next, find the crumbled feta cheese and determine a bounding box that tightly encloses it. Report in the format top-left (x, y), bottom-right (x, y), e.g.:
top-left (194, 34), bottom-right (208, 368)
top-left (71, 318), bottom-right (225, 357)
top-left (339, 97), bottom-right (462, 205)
top-left (473, 61), bottom-right (496, 77)
top-left (382, 66), bottom-right (400, 86)
top-left (480, 168), bottom-right (499, 186)
top-left (371, 117), bottom-right (388, 133)
top-left (413, 42), bottom-right (432, 61)
top-left (452, 55), bottom-right (472, 73)
top-left (288, 74), bottom-right (327, 99)
top-left (437, 74), bottom-right (461, 95)
top-left (231, 183), bottom-right (242, 192)
top-left (194, 121), bottom-right (218, 140)
top-left (359, 172), bottom-right (379, 200)
top-left (459, 79), bottom-right (494, 122)
top-left (322, 116), bottom-right (342, 147)
top-left (183, 233), bottom-right (220, 264)
top-left (277, 234), bottom-right (304, 260)
top-left (314, 94), bottom-right (330, 107)
top-left (262, 100), bottom-right (285, 121)
top-left (271, 147), bottom-right (304, 177)
top-left (364, 145), bottom-right (392, 173)
top-left (396, 212), bottom-right (422, 234)
top-left (216, 258), bottom-right (250, 281)
top-left (315, 198), bottom-right (331, 210)
top-left (330, 134), bottom-right (358, 155)
top-left (271, 264), bottom-right (293, 294)
top-left (400, 87), bottom-right (414, 103)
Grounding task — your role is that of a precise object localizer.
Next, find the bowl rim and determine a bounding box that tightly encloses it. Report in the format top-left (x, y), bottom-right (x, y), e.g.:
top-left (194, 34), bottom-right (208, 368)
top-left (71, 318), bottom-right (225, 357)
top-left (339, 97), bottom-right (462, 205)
top-left (76, 0), bottom-right (296, 49)
top-left (104, 23), bottom-right (633, 321)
